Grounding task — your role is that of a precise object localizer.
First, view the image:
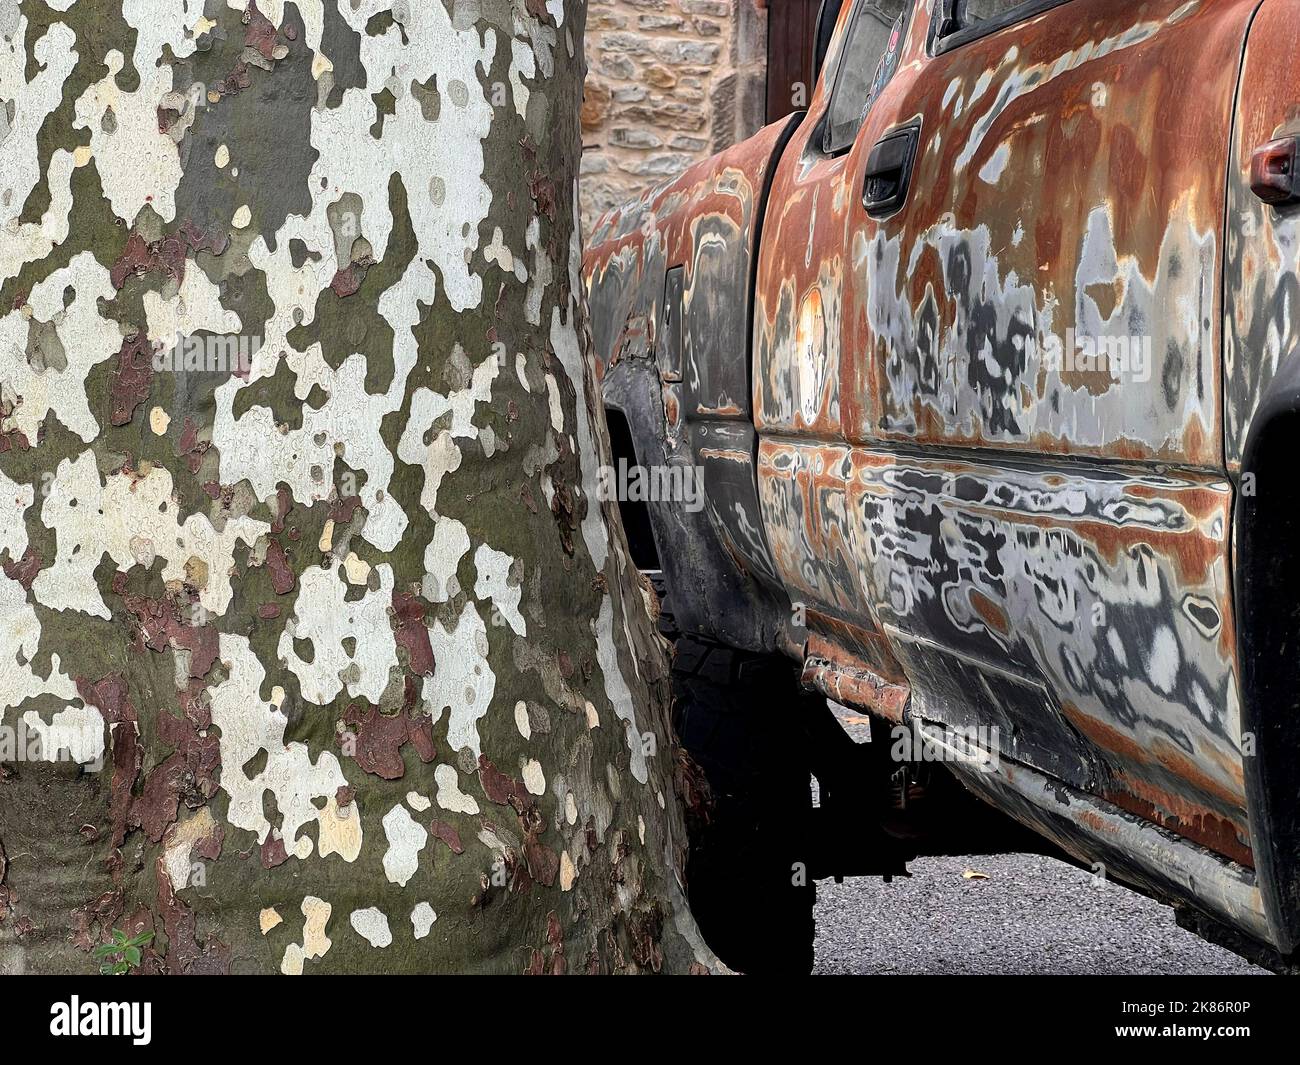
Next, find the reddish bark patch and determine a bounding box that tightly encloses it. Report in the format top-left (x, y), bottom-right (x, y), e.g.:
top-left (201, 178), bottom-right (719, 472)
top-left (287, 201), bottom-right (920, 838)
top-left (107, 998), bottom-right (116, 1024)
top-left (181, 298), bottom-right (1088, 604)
top-left (0, 428), bottom-right (30, 453)
top-left (110, 230), bottom-right (187, 290)
top-left (76, 674), bottom-right (141, 849)
top-left (175, 416), bottom-right (210, 474)
top-left (391, 591), bottom-right (434, 675)
top-left (2, 545), bottom-right (41, 589)
top-left (428, 819), bottom-right (463, 854)
top-left (69, 889), bottom-right (125, 953)
top-left (330, 493), bottom-right (363, 524)
top-left (270, 485), bottom-right (293, 533)
top-left (519, 482), bottom-right (538, 514)
top-left (260, 835), bottom-right (290, 869)
top-left (176, 219), bottom-right (230, 259)
top-left (330, 256), bottom-right (374, 298)
top-left (523, 831), bottom-right (559, 888)
top-left (264, 537), bottom-right (295, 594)
top-left (109, 333), bottom-right (153, 426)
top-left (154, 857), bottom-right (231, 974)
top-left (528, 170), bottom-right (557, 221)
top-left (131, 711), bottom-right (221, 843)
top-left (342, 701), bottom-right (435, 780)
top-left (244, 0), bottom-right (279, 58)
top-left (123, 589), bottom-right (219, 679)
top-left (477, 755), bottom-right (525, 807)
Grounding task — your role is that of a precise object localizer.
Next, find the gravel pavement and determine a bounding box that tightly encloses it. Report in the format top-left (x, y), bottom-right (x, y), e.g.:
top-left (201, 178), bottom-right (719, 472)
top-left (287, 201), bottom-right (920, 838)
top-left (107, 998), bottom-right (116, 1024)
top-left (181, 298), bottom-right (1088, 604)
top-left (813, 852), bottom-right (1268, 975)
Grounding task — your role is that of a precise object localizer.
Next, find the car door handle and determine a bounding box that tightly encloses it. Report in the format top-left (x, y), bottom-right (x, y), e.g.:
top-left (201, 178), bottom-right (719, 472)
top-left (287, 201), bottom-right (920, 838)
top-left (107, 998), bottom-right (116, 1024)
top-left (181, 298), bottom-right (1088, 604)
top-left (1251, 136), bottom-right (1300, 207)
top-left (862, 125), bottom-right (920, 219)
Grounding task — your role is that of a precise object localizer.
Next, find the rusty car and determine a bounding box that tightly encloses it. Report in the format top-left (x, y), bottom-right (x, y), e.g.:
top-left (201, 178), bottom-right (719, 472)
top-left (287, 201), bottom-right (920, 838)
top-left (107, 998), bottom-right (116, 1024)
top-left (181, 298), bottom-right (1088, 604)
top-left (583, 0), bottom-right (1300, 974)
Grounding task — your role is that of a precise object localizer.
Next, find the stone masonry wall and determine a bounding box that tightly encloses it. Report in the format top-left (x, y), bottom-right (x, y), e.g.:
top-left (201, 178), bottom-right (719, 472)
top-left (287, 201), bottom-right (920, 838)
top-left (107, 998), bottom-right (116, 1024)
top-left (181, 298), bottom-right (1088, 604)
top-left (580, 0), bottom-right (768, 233)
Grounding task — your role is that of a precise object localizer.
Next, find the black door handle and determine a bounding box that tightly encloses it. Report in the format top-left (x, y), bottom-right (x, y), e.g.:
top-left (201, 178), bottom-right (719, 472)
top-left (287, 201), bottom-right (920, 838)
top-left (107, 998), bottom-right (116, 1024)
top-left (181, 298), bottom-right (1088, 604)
top-left (863, 124), bottom-right (920, 219)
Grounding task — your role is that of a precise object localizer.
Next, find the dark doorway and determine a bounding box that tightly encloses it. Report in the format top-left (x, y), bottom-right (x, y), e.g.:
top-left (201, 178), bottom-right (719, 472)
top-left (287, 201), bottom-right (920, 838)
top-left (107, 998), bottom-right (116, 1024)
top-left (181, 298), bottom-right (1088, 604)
top-left (765, 0), bottom-right (830, 121)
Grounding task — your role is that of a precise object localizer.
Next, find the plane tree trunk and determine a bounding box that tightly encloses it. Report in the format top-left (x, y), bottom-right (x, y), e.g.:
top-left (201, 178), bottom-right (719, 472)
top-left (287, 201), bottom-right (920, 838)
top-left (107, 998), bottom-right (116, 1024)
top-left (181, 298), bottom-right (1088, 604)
top-left (0, 0), bottom-right (716, 975)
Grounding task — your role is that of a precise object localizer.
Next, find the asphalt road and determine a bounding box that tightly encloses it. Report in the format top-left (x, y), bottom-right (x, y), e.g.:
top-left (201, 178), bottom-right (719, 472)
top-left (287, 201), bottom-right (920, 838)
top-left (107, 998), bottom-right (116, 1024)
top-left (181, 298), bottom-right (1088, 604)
top-left (813, 852), bottom-right (1267, 975)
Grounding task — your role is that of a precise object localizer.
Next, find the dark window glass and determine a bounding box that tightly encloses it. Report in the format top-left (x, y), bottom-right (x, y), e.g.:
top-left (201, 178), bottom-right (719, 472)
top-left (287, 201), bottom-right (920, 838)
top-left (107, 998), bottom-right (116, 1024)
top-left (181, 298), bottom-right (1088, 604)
top-left (962, 0), bottom-right (1027, 21)
top-left (822, 0), bottom-right (908, 155)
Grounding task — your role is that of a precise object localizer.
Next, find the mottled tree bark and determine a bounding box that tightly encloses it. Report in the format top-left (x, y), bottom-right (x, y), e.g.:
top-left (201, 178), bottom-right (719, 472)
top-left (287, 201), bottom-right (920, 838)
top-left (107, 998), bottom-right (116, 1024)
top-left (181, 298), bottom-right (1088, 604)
top-left (0, 0), bottom-right (716, 974)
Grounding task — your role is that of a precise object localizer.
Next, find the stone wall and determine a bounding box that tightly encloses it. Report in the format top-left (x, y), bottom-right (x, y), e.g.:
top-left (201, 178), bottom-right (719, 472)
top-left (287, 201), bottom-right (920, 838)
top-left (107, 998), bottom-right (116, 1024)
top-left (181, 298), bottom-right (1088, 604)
top-left (580, 0), bottom-right (768, 233)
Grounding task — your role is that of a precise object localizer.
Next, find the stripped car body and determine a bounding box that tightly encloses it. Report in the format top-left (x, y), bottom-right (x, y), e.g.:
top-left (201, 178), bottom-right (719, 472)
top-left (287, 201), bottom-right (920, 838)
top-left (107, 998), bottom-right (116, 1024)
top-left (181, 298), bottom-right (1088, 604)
top-left (585, 0), bottom-right (1300, 969)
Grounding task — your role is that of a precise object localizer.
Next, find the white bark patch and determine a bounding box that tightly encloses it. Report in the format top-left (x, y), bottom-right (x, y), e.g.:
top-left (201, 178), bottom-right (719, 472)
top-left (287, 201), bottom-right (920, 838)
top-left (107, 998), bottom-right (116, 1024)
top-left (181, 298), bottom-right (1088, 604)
top-left (0, 466), bottom-right (32, 559)
top-left (548, 306), bottom-right (608, 569)
top-left (143, 263), bottom-right (243, 346)
top-left (0, 253), bottom-right (120, 443)
top-left (278, 563), bottom-right (398, 705)
top-left (214, 344), bottom-right (413, 554)
top-left (33, 451), bottom-right (267, 618)
top-left (406, 791), bottom-right (431, 812)
top-left (397, 352), bottom-right (499, 517)
top-left (381, 803), bottom-right (427, 888)
top-left (525, 217), bottom-right (553, 326)
top-left (544, 373), bottom-right (564, 432)
top-left (422, 602), bottom-right (495, 759)
top-left (433, 763), bottom-right (480, 815)
top-left (350, 907), bottom-right (392, 948)
top-left (259, 907), bottom-right (282, 935)
top-left (209, 635), bottom-right (354, 860)
top-left (514, 700), bottom-right (531, 741)
top-left (0, 18), bottom-right (77, 278)
top-left (281, 896), bottom-right (332, 975)
top-left (522, 758), bottom-right (545, 796)
top-left (316, 795), bottom-right (363, 862)
top-left (0, 575), bottom-right (78, 718)
top-left (596, 595), bottom-right (647, 783)
top-left (508, 38), bottom-right (535, 120)
top-left (302, 0), bottom-right (496, 312)
top-left (76, 0), bottom-right (209, 224)
top-left (474, 544), bottom-right (525, 636)
top-left (423, 517), bottom-right (470, 602)
top-left (411, 901), bottom-right (437, 940)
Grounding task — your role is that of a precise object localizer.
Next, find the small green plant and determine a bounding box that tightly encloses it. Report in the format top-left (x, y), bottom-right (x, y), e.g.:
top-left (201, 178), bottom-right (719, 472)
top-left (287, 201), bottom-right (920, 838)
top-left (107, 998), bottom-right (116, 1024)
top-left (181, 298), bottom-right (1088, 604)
top-left (94, 928), bottom-right (154, 975)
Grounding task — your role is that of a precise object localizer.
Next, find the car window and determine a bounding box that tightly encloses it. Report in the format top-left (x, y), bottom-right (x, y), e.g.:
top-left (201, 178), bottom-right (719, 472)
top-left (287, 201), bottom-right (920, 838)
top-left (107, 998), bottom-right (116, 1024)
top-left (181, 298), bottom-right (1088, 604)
top-left (822, 0), bottom-right (908, 155)
top-left (962, 0), bottom-right (1025, 21)
top-left (935, 0), bottom-right (1073, 51)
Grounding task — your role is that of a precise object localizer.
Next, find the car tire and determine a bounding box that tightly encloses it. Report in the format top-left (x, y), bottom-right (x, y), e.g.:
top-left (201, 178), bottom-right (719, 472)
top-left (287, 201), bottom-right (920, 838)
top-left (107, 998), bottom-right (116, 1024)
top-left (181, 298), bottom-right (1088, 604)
top-left (670, 634), bottom-right (817, 975)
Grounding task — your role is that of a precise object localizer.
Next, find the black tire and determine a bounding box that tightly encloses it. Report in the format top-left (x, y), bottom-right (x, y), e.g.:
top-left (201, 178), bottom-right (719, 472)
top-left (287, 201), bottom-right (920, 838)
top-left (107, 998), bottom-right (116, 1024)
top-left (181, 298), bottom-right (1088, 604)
top-left (671, 636), bottom-right (817, 975)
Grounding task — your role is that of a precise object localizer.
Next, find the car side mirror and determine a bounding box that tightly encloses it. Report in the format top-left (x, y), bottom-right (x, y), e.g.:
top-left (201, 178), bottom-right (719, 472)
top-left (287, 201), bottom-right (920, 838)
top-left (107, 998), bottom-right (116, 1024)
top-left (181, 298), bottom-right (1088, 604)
top-left (934, 0), bottom-right (961, 39)
top-left (811, 0), bottom-right (845, 85)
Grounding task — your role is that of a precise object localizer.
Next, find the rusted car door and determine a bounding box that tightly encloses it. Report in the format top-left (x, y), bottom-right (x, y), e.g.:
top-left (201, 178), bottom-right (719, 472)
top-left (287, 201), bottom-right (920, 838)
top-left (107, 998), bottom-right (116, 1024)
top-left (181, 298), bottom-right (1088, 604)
top-left (756, 0), bottom-right (1265, 926)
